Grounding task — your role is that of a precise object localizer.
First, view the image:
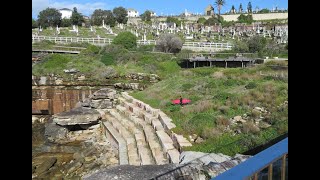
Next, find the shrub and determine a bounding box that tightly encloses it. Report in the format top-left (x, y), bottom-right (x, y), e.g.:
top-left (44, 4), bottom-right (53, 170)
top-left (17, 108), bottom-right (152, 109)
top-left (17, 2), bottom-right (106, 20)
top-left (112, 31), bottom-right (137, 49)
top-left (242, 122), bottom-right (260, 134)
top-left (245, 82), bottom-right (257, 89)
top-left (100, 54), bottom-right (115, 66)
top-left (202, 127), bottom-right (222, 139)
top-left (216, 116), bottom-right (230, 126)
top-left (82, 44), bottom-right (100, 55)
top-left (156, 33), bottom-right (183, 53)
top-left (247, 36), bottom-right (267, 53)
top-left (232, 40), bottom-right (249, 53)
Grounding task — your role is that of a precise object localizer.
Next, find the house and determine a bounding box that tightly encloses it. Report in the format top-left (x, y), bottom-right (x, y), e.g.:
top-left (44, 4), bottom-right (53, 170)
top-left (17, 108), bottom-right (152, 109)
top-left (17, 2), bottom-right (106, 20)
top-left (59, 8), bottom-right (73, 19)
top-left (127, 8), bottom-right (139, 17)
top-left (205, 4), bottom-right (214, 16)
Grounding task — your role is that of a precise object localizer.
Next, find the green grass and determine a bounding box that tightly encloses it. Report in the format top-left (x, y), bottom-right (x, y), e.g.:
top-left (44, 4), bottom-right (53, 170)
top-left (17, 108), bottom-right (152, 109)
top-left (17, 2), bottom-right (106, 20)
top-left (32, 43), bottom-right (287, 155)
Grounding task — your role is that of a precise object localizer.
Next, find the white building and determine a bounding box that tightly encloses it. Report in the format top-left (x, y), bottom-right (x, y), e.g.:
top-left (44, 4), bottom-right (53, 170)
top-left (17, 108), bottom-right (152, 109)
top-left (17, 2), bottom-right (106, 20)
top-left (127, 8), bottom-right (139, 17)
top-left (59, 8), bottom-right (73, 19)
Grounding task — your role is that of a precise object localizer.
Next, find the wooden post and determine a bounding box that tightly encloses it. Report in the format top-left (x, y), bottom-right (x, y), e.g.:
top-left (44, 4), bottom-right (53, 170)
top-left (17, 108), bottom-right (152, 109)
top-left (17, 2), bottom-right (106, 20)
top-left (210, 61), bottom-right (212, 67)
top-left (242, 61), bottom-right (244, 68)
top-left (225, 61), bottom-right (227, 68)
top-left (268, 164), bottom-right (273, 180)
top-left (281, 154), bottom-right (286, 180)
top-left (194, 61), bottom-right (196, 68)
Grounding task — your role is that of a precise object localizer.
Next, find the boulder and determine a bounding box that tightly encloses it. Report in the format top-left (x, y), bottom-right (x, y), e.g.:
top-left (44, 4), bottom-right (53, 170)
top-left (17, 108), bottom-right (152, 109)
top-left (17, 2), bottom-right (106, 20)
top-left (44, 122), bottom-right (68, 143)
top-left (195, 136), bottom-right (204, 144)
top-left (53, 107), bottom-right (101, 126)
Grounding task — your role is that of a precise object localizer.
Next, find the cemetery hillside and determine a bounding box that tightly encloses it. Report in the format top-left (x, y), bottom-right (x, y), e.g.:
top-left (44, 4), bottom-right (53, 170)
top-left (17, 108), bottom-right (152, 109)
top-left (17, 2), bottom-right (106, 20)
top-left (32, 2), bottom-right (288, 179)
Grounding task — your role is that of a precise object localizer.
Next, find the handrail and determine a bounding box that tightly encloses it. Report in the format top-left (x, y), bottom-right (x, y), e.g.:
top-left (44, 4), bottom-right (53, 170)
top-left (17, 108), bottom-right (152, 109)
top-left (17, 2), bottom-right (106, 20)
top-left (213, 137), bottom-right (288, 180)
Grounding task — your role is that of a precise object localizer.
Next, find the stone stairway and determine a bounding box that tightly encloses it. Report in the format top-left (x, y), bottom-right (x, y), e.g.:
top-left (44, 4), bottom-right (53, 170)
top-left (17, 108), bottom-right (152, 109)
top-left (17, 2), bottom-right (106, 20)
top-left (99, 91), bottom-right (192, 166)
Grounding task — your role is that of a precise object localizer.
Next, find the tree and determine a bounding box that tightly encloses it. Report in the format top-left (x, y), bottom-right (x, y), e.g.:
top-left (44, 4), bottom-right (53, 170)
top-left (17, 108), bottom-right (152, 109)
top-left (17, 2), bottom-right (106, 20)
top-left (214, 0), bottom-right (226, 21)
top-left (32, 18), bottom-right (38, 28)
top-left (140, 10), bottom-right (151, 22)
top-left (112, 31), bottom-right (137, 49)
top-left (166, 17), bottom-right (180, 25)
top-left (197, 17), bottom-right (207, 24)
top-left (247, 1), bottom-right (252, 14)
top-left (259, 8), bottom-right (270, 14)
top-left (71, 7), bottom-right (84, 26)
top-left (60, 18), bottom-right (72, 27)
top-left (105, 10), bottom-right (116, 27)
top-left (37, 8), bottom-right (62, 28)
top-left (231, 5), bottom-right (236, 14)
top-left (237, 14), bottom-right (253, 24)
top-left (247, 36), bottom-right (267, 53)
top-left (204, 17), bottom-right (220, 25)
top-left (113, 7), bottom-right (128, 24)
top-left (156, 33), bottom-right (183, 53)
top-left (232, 40), bottom-right (249, 53)
top-left (91, 9), bottom-right (108, 26)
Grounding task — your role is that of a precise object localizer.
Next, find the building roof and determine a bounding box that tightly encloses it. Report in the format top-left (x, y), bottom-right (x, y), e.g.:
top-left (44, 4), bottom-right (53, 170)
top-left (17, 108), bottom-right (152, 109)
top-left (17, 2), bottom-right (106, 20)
top-left (59, 8), bottom-right (72, 11)
top-left (127, 8), bottom-right (137, 11)
top-left (205, 4), bottom-right (214, 11)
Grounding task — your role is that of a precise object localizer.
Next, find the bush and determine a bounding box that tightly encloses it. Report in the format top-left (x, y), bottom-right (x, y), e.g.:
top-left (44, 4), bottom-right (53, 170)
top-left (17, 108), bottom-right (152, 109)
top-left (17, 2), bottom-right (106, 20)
top-left (242, 122), bottom-right (260, 134)
top-left (247, 36), bottom-right (267, 53)
top-left (183, 113), bottom-right (215, 135)
top-left (245, 82), bottom-right (257, 89)
top-left (82, 44), bottom-right (100, 55)
top-left (232, 40), bottom-right (249, 53)
top-left (100, 54), bottom-right (115, 66)
top-left (112, 31), bottom-right (137, 49)
top-left (237, 14), bottom-right (253, 24)
top-left (156, 33), bottom-right (183, 53)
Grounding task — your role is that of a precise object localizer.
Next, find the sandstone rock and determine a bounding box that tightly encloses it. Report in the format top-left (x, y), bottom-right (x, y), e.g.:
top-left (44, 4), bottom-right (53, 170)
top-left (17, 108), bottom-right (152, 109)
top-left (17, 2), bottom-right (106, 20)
top-left (34, 157), bottom-right (57, 175)
top-left (53, 107), bottom-right (101, 126)
top-left (64, 68), bottom-right (79, 73)
top-left (234, 116), bottom-right (242, 121)
top-left (44, 122), bottom-right (68, 143)
top-left (78, 75), bottom-right (85, 81)
top-left (179, 151), bottom-right (231, 165)
top-left (92, 88), bottom-right (117, 100)
top-left (55, 79), bottom-right (63, 85)
top-left (39, 76), bottom-right (47, 85)
top-left (195, 136), bottom-right (204, 144)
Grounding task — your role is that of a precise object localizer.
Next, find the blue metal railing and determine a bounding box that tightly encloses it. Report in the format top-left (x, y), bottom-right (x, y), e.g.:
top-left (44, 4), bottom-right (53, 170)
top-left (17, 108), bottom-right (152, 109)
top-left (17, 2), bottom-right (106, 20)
top-left (213, 137), bottom-right (288, 180)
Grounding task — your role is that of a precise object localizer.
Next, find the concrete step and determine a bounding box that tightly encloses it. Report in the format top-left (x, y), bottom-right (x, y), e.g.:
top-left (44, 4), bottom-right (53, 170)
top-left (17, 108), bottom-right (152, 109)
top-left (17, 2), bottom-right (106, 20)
top-left (101, 121), bottom-right (128, 165)
top-left (115, 104), bottom-right (169, 165)
top-left (105, 113), bottom-right (140, 166)
top-left (156, 130), bottom-right (180, 164)
top-left (108, 109), bottom-right (155, 165)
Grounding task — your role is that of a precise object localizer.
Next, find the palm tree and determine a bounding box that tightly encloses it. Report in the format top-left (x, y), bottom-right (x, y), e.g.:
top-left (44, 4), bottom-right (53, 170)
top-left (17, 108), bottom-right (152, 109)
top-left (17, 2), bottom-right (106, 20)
top-left (214, 0), bottom-right (226, 21)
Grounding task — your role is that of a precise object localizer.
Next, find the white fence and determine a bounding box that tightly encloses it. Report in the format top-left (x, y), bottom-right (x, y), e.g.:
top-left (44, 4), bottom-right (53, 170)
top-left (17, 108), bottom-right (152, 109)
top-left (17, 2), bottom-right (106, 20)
top-left (32, 36), bottom-right (233, 51)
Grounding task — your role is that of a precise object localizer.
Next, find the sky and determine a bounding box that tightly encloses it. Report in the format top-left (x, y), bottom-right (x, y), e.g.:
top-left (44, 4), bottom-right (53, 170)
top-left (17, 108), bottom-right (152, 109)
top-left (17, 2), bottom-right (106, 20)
top-left (32, 0), bottom-right (288, 19)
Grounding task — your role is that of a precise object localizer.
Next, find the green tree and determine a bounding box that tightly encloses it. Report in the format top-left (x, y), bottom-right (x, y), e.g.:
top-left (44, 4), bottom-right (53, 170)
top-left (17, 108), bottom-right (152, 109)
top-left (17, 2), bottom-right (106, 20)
top-left (105, 10), bottom-right (116, 27)
top-left (60, 18), bottom-right (72, 27)
top-left (37, 8), bottom-right (62, 28)
top-left (247, 1), bottom-right (252, 13)
top-left (237, 14), bottom-right (253, 24)
top-left (197, 17), bottom-right (207, 24)
top-left (259, 8), bottom-right (270, 13)
top-left (214, 0), bottom-right (226, 21)
top-left (232, 40), bottom-right (249, 53)
top-left (91, 9), bottom-right (108, 26)
top-left (166, 17), bottom-right (180, 25)
top-left (247, 36), bottom-right (267, 53)
top-left (141, 10), bottom-right (151, 22)
top-left (112, 31), bottom-right (137, 49)
top-left (113, 7), bottom-right (128, 24)
top-left (204, 16), bottom-right (223, 26)
top-left (71, 7), bottom-right (84, 26)
top-left (32, 18), bottom-right (38, 28)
